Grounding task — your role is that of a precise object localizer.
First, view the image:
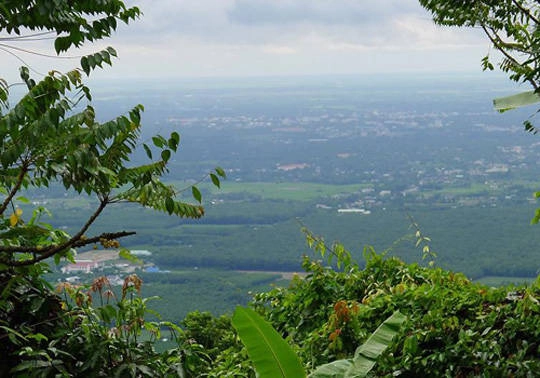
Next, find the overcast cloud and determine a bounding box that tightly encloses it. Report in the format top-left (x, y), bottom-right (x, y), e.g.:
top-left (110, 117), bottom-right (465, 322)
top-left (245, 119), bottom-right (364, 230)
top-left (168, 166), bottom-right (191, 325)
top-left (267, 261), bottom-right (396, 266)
top-left (227, 1), bottom-right (419, 26)
top-left (0, 0), bottom-right (490, 80)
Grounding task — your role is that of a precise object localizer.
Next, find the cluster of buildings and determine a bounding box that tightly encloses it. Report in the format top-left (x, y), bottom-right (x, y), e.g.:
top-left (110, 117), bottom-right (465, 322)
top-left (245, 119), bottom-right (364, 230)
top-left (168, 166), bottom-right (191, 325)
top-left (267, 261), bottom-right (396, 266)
top-left (59, 250), bottom-right (153, 284)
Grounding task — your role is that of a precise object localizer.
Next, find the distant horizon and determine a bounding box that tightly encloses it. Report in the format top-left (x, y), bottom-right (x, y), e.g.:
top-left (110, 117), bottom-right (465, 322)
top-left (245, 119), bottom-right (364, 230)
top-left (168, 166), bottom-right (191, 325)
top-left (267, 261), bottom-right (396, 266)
top-left (86, 69), bottom-right (523, 93)
top-left (91, 69), bottom-right (498, 81)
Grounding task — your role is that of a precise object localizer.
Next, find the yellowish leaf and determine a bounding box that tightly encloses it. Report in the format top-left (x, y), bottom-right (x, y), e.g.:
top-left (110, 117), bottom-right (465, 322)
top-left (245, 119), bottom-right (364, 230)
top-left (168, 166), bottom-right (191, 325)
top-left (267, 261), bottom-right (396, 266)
top-left (9, 213), bottom-right (18, 226)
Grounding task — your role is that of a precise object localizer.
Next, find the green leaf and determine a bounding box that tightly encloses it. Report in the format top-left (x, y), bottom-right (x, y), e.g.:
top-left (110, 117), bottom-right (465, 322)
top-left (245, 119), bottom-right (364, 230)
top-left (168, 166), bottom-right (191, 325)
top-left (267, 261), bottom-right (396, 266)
top-left (143, 143), bottom-right (152, 159)
top-left (232, 307), bottom-right (306, 378)
top-left (26, 333), bottom-right (48, 343)
top-left (15, 196), bottom-right (30, 204)
top-left (171, 131), bottom-right (180, 145)
top-left (87, 54), bottom-right (96, 71)
top-left (98, 304), bottom-right (118, 323)
top-left (94, 52), bottom-right (103, 67)
top-left (101, 50), bottom-right (111, 65)
top-left (192, 186), bottom-right (202, 203)
top-left (168, 137), bottom-right (178, 151)
top-left (11, 360), bottom-right (52, 372)
top-left (152, 136), bottom-right (164, 148)
top-left (0, 325), bottom-right (28, 343)
top-left (215, 166), bottom-right (226, 178)
top-left (309, 360), bottom-right (352, 378)
top-left (107, 46), bottom-right (118, 57)
top-left (119, 248), bottom-right (142, 264)
top-left (210, 173), bottom-right (220, 188)
top-left (168, 131), bottom-right (180, 151)
top-left (493, 90), bottom-right (540, 112)
top-left (532, 208), bottom-right (540, 224)
top-left (54, 36), bottom-right (68, 54)
top-left (161, 149), bottom-right (171, 162)
top-left (81, 56), bottom-right (90, 75)
top-left (347, 311), bottom-right (406, 377)
top-left (165, 197), bottom-right (175, 214)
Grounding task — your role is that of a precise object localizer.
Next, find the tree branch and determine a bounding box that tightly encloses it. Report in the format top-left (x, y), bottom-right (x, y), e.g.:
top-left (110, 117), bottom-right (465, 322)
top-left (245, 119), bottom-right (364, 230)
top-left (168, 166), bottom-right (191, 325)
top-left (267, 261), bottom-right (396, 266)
top-left (511, 0), bottom-right (540, 25)
top-left (70, 195), bottom-right (109, 244)
top-left (0, 195), bottom-right (135, 266)
top-left (482, 25), bottom-right (539, 89)
top-left (1, 230), bottom-right (136, 267)
top-left (0, 162), bottom-right (29, 216)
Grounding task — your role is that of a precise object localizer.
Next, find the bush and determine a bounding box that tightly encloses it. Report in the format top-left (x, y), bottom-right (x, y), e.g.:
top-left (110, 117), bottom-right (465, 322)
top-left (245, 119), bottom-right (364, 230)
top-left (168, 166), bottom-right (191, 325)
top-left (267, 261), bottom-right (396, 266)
top-left (251, 248), bottom-right (540, 376)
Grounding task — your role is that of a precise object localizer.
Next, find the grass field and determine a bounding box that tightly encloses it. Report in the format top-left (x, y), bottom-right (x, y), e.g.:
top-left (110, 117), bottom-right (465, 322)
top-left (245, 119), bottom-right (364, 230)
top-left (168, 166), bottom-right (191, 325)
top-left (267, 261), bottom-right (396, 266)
top-left (186, 181), bottom-right (373, 201)
top-left (432, 183), bottom-right (491, 196)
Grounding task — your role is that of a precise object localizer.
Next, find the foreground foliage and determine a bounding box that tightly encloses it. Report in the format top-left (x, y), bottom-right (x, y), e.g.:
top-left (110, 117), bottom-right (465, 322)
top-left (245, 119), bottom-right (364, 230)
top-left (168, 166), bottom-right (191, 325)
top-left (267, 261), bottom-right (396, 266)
top-left (2, 273), bottom-right (209, 377)
top-left (2, 237), bottom-right (539, 376)
top-left (250, 249), bottom-right (540, 376)
top-left (184, 239), bottom-right (539, 377)
top-left (231, 306), bottom-right (405, 378)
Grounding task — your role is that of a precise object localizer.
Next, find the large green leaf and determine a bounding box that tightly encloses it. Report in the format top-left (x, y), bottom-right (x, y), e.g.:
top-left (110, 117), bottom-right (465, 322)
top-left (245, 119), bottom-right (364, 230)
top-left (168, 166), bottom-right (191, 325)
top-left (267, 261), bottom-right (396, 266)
top-left (232, 306), bottom-right (306, 378)
top-left (310, 311), bottom-right (406, 378)
top-left (347, 311), bottom-right (406, 377)
top-left (308, 359), bottom-right (352, 378)
top-left (493, 90), bottom-right (540, 112)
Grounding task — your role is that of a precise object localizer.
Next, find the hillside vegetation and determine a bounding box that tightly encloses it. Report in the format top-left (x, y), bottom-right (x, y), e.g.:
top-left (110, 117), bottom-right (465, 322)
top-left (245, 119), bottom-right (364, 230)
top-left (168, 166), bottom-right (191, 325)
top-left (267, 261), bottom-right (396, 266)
top-left (9, 241), bottom-right (539, 377)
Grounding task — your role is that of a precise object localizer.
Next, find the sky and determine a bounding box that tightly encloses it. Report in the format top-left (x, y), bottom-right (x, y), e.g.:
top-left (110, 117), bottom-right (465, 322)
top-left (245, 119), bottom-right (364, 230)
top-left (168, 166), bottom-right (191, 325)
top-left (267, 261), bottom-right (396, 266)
top-left (1, 0), bottom-right (495, 82)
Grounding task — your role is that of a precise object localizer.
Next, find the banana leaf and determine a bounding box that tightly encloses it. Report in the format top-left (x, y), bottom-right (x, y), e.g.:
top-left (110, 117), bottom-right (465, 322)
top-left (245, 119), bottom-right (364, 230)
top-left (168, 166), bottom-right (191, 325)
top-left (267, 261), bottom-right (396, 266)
top-left (308, 359), bottom-right (353, 378)
top-left (493, 90), bottom-right (540, 112)
top-left (232, 306), bottom-right (306, 378)
top-left (310, 311), bottom-right (406, 378)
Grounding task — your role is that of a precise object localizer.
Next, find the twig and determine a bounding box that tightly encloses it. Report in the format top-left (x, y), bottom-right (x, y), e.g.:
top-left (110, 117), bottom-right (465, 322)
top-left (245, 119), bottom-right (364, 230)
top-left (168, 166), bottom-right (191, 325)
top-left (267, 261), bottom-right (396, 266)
top-left (0, 162), bottom-right (29, 216)
top-left (0, 42), bottom-right (81, 59)
top-left (0, 31), bottom-right (56, 41)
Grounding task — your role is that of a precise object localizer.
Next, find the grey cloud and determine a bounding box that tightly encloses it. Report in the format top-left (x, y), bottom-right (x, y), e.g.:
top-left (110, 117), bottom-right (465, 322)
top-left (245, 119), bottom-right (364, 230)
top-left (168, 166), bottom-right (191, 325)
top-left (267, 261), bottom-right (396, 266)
top-left (113, 0), bottom-right (483, 52)
top-left (118, 0), bottom-right (233, 41)
top-left (131, 0), bottom-right (423, 39)
top-left (87, 0), bottom-right (487, 78)
top-left (227, 0), bottom-right (421, 26)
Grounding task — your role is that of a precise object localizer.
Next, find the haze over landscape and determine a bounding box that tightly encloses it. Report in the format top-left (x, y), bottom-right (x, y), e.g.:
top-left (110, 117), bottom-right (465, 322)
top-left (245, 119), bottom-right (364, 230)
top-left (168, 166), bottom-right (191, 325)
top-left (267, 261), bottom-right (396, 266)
top-left (39, 72), bottom-right (539, 319)
top-left (14, 1), bottom-right (535, 316)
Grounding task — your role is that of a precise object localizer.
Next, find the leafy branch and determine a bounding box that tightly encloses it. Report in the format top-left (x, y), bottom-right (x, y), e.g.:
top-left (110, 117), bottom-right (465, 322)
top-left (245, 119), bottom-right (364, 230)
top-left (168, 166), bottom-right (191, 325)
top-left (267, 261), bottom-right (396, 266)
top-left (407, 214), bottom-right (437, 265)
top-left (0, 194), bottom-right (136, 266)
top-left (298, 220), bottom-right (357, 271)
top-left (0, 67), bottom-right (225, 266)
top-left (0, 160), bottom-right (29, 216)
